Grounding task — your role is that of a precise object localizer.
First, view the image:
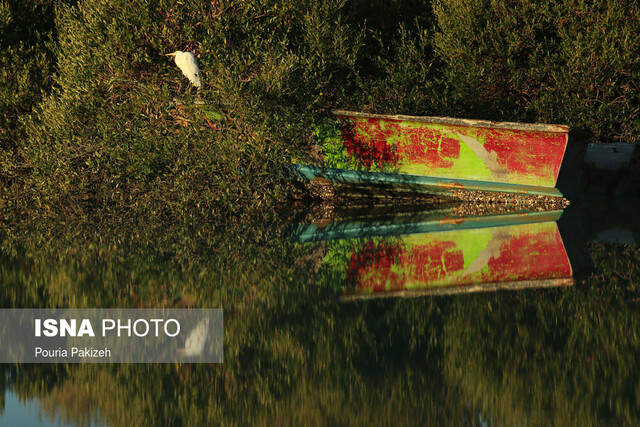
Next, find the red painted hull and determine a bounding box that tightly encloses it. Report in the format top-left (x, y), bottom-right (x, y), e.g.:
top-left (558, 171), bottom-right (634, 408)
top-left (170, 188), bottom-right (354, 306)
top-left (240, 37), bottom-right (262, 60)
top-left (344, 222), bottom-right (571, 297)
top-left (334, 111), bottom-right (570, 189)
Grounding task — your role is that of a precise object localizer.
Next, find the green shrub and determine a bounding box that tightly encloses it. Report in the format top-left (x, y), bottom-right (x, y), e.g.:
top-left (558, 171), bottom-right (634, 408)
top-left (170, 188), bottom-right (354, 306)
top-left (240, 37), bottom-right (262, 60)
top-left (358, 23), bottom-right (440, 115)
top-left (0, 0), bottom-right (74, 186)
top-left (4, 0), bottom-right (640, 222)
top-left (433, 0), bottom-right (640, 141)
top-left (15, 0), bottom-right (366, 220)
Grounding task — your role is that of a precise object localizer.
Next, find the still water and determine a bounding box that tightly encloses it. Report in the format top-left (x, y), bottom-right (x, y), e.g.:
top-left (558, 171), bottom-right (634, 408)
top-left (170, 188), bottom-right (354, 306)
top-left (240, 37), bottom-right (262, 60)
top-left (1, 199), bottom-right (640, 425)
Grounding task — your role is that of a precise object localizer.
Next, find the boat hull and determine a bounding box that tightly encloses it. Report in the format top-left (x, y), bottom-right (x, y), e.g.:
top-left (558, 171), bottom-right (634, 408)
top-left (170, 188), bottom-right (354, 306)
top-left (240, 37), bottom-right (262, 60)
top-left (298, 110), bottom-right (571, 197)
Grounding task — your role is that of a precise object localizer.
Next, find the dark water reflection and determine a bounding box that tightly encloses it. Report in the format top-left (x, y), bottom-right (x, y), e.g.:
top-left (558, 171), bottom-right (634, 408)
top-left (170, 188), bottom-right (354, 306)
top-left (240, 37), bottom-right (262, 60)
top-left (1, 199), bottom-right (640, 425)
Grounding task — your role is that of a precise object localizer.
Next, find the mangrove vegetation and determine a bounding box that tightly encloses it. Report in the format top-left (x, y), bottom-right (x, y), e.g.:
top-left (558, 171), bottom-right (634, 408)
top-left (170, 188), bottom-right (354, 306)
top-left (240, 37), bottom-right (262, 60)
top-left (2, 0), bottom-right (640, 221)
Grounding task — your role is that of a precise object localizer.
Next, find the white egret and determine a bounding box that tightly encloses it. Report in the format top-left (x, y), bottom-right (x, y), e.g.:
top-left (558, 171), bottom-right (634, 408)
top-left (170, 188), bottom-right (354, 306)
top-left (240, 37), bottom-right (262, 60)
top-left (178, 317), bottom-right (209, 357)
top-left (166, 50), bottom-right (202, 88)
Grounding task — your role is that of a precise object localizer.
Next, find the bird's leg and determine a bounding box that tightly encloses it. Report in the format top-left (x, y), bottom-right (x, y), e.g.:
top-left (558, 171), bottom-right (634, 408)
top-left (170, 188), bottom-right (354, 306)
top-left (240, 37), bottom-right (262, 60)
top-left (194, 86), bottom-right (203, 104)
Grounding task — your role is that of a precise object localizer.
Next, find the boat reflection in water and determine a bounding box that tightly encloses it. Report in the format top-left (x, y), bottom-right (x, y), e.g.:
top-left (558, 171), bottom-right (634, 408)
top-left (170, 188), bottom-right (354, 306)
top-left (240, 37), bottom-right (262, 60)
top-left (291, 204), bottom-right (575, 300)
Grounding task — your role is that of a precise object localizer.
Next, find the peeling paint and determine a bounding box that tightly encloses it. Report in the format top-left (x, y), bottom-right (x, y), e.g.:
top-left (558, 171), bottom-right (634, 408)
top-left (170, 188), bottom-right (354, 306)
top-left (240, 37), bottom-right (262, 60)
top-left (456, 132), bottom-right (510, 179)
top-left (462, 228), bottom-right (511, 276)
top-left (341, 221), bottom-right (571, 297)
top-left (332, 110), bottom-right (569, 189)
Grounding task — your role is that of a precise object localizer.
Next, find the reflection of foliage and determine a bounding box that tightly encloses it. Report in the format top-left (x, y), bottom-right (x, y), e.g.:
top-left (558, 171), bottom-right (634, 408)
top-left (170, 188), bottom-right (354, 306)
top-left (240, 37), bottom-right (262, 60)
top-left (444, 290), bottom-right (640, 425)
top-left (0, 366), bottom-right (4, 414)
top-left (443, 243), bottom-right (640, 426)
top-left (0, 217), bottom-right (454, 425)
top-left (2, 219), bottom-right (640, 425)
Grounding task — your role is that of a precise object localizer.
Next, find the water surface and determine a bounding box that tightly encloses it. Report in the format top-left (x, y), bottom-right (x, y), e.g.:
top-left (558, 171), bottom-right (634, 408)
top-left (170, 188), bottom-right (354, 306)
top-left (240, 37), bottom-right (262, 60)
top-left (1, 199), bottom-right (640, 425)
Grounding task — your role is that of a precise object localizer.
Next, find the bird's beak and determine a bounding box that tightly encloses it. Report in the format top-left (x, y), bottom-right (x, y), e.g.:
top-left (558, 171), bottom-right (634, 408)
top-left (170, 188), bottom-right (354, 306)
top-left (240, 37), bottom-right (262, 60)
top-left (165, 52), bottom-right (176, 57)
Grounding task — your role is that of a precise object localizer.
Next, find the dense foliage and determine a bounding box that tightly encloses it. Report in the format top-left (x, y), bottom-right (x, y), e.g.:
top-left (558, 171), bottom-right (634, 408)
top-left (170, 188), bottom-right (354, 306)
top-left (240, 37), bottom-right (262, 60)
top-left (2, 0), bottom-right (640, 220)
top-left (433, 0), bottom-right (640, 140)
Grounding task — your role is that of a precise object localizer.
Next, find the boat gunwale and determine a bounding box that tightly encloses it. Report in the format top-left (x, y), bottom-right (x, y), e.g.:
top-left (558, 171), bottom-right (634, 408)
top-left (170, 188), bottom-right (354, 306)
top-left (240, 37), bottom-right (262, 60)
top-left (333, 110), bottom-right (570, 134)
top-left (293, 164), bottom-right (566, 197)
top-left (292, 209), bottom-right (565, 243)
